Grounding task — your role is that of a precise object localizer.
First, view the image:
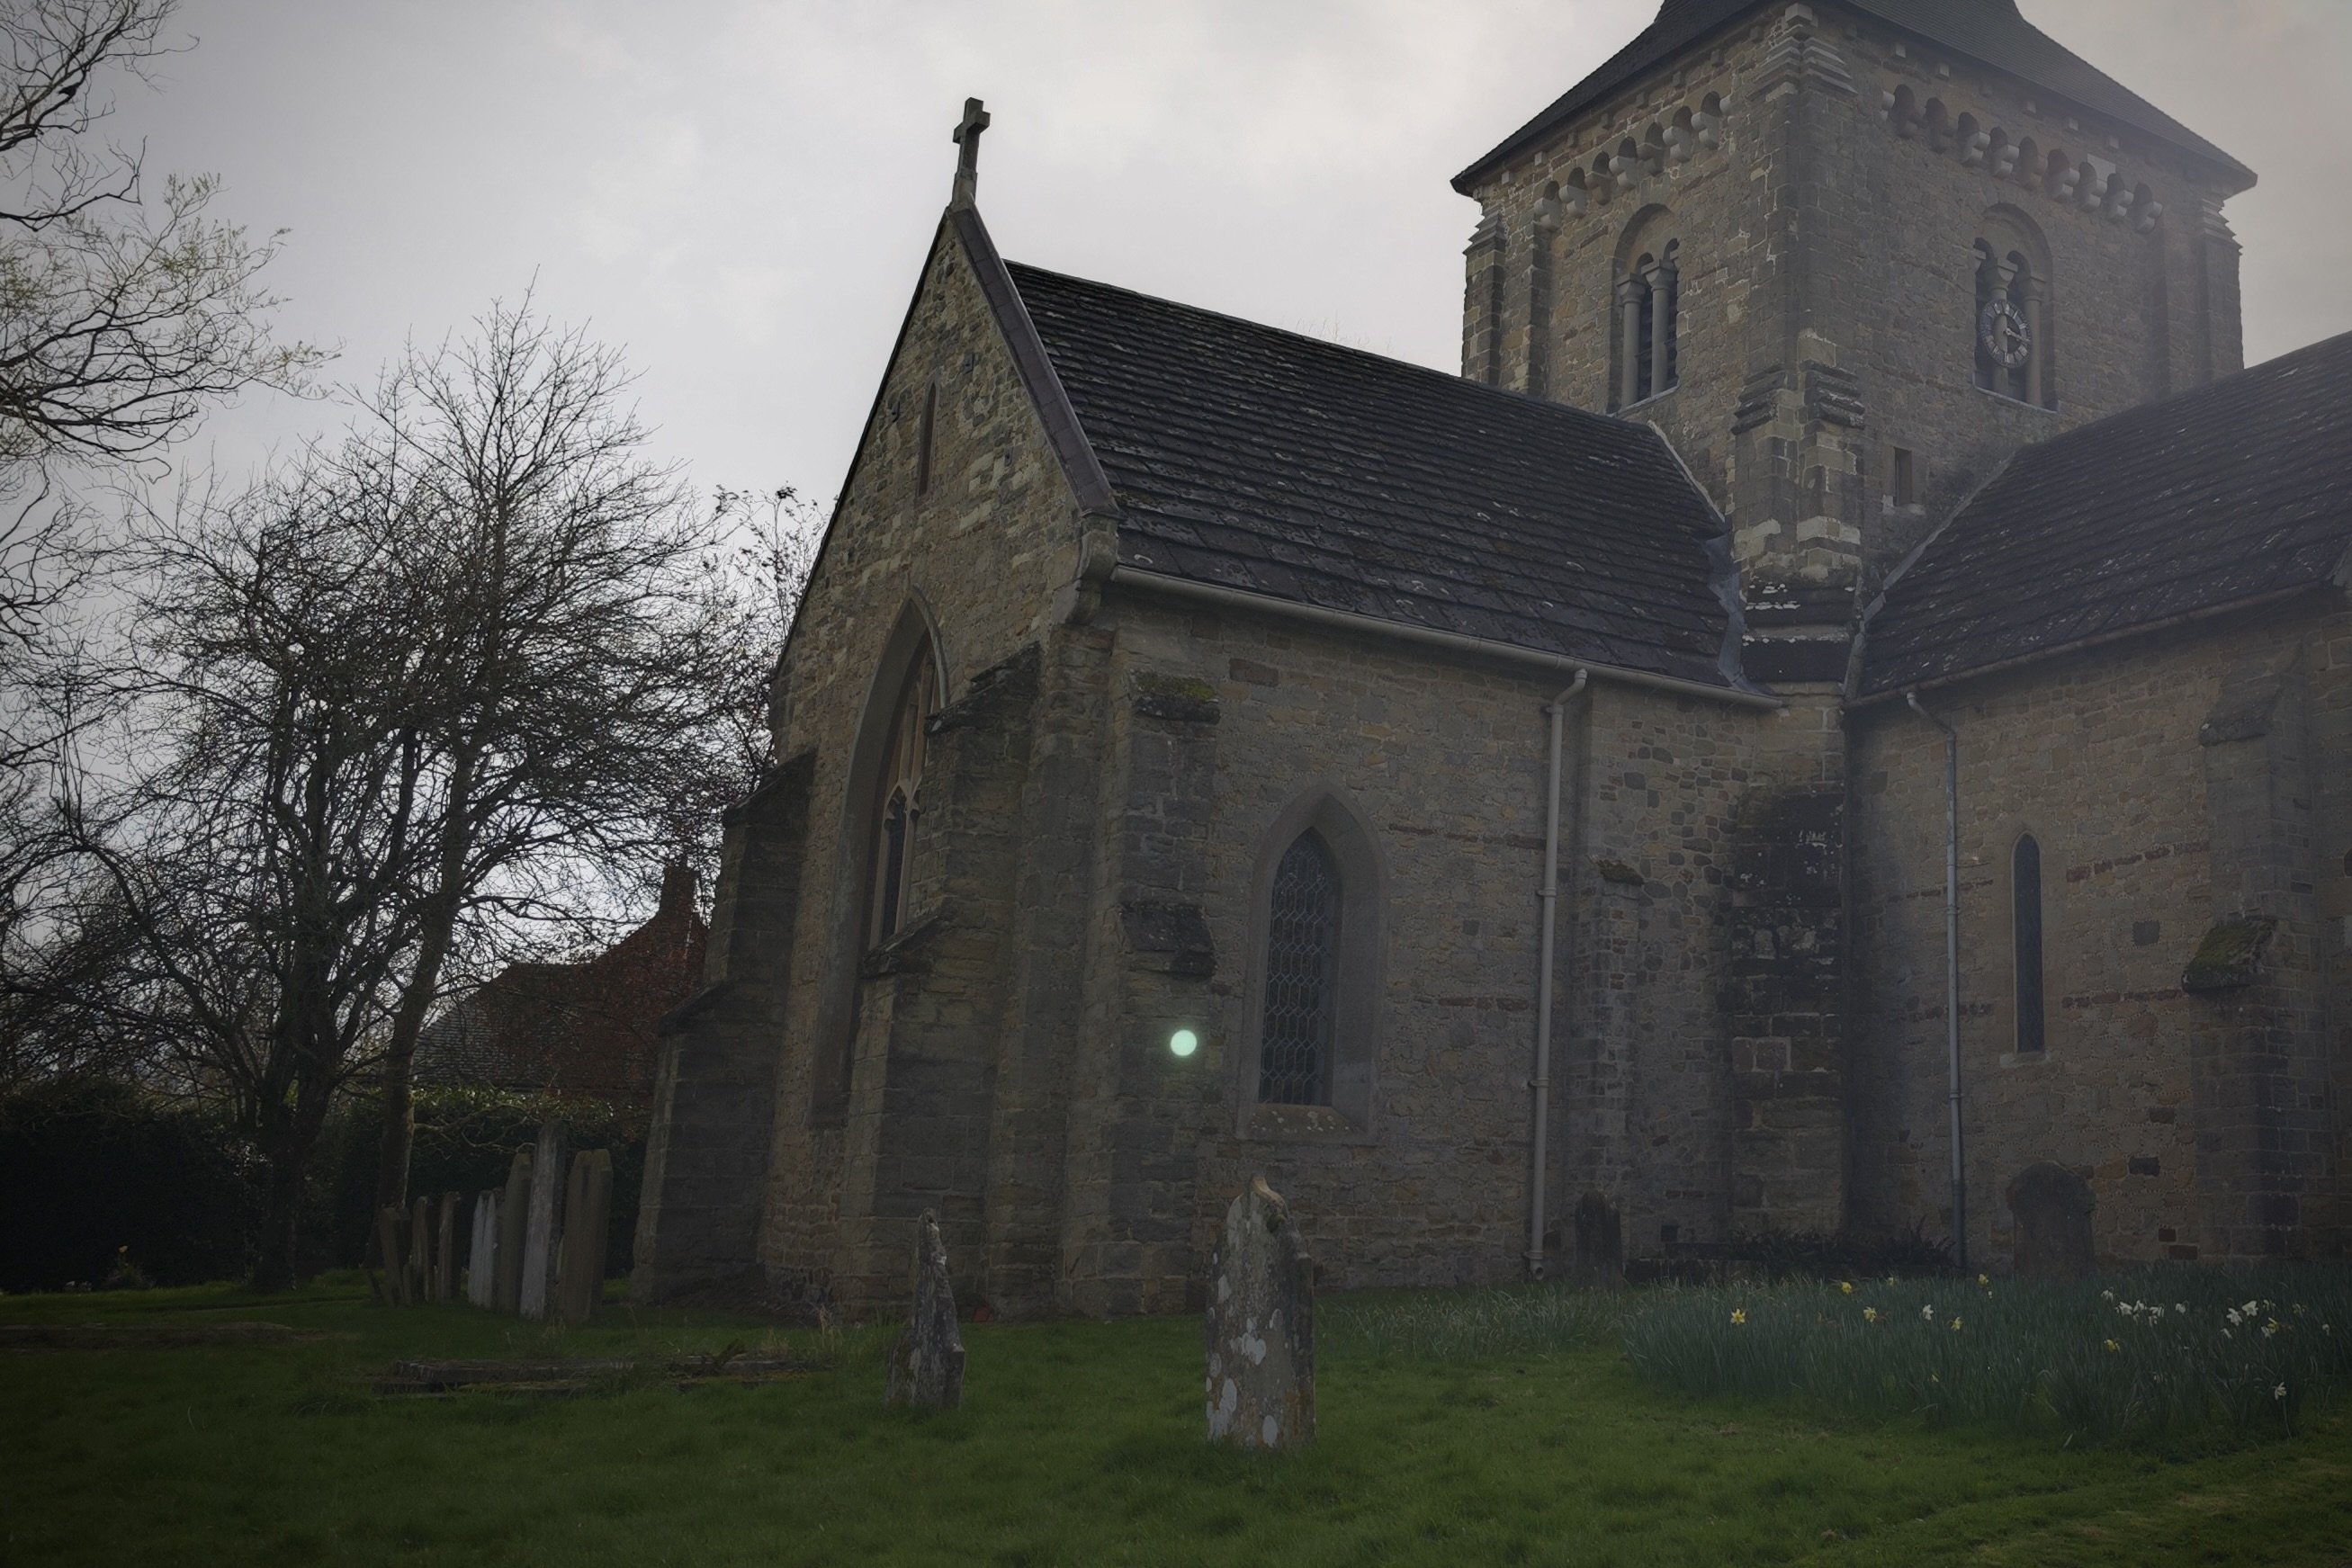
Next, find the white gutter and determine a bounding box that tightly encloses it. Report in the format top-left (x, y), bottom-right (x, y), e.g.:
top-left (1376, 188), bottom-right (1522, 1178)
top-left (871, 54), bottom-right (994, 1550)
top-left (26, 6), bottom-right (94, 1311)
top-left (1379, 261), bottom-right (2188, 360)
top-left (1105, 567), bottom-right (1784, 711)
top-left (1527, 668), bottom-right (1589, 1278)
top-left (1906, 690), bottom-right (1969, 1276)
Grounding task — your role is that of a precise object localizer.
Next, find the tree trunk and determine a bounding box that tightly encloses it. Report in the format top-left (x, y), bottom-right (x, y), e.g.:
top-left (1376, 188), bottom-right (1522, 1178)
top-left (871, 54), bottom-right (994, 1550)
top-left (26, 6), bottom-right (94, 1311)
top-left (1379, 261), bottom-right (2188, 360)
top-left (252, 1139), bottom-right (310, 1293)
top-left (370, 747), bottom-right (480, 1238)
top-left (369, 894), bottom-right (460, 1239)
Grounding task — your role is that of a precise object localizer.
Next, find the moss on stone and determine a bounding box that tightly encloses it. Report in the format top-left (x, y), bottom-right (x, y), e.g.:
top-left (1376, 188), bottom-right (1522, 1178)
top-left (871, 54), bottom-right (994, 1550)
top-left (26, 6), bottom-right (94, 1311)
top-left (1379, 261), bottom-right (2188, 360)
top-left (2181, 918), bottom-right (2276, 993)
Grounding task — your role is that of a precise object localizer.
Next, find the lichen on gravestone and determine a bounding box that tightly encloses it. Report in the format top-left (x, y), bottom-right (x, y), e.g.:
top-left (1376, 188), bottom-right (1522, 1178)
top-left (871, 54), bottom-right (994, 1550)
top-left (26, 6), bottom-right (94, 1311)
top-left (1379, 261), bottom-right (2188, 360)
top-left (884, 1209), bottom-right (965, 1410)
top-left (1205, 1175), bottom-right (1315, 1452)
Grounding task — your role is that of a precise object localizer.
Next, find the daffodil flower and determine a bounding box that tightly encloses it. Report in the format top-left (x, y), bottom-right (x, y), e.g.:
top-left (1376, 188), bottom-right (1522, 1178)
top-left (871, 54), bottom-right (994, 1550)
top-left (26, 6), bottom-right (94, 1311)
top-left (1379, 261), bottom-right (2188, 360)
top-left (2104, 1339), bottom-right (2120, 1352)
top-left (1731, 1309), bottom-right (1747, 1325)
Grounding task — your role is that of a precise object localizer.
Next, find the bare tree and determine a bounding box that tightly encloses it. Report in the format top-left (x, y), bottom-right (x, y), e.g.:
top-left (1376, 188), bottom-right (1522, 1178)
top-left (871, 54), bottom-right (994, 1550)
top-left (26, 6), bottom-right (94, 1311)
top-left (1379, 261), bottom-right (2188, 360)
top-left (710, 482), bottom-right (823, 794)
top-left (363, 298), bottom-right (742, 1223)
top-left (50, 463), bottom-right (439, 1287)
top-left (0, 0), bottom-right (319, 814)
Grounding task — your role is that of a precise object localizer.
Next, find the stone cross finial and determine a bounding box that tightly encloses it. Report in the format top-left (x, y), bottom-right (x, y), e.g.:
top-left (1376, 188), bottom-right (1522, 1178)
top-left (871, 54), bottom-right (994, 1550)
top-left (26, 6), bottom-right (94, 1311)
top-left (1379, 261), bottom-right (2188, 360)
top-left (950, 97), bottom-right (991, 210)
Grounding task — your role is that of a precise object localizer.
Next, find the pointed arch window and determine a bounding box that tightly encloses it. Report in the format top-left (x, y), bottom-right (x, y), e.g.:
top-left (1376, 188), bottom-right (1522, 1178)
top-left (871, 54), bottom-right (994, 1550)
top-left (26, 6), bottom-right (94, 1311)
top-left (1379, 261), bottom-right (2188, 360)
top-left (1259, 831), bottom-right (1341, 1106)
top-left (868, 659), bottom-right (938, 947)
top-left (2013, 834), bottom-right (2045, 1055)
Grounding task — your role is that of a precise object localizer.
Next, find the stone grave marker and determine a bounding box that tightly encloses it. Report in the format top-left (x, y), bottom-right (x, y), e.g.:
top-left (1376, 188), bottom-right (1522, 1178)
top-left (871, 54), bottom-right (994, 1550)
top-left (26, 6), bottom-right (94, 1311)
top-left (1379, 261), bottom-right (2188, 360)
top-left (375, 1205), bottom-right (410, 1306)
top-left (408, 1194), bottom-right (434, 1304)
top-left (495, 1148), bottom-right (533, 1313)
top-left (1205, 1176), bottom-right (1315, 1452)
top-left (884, 1209), bottom-right (965, 1410)
top-left (1572, 1190), bottom-right (1624, 1289)
top-left (435, 1192), bottom-right (459, 1303)
top-left (467, 1189), bottom-right (498, 1307)
top-left (518, 1121), bottom-right (567, 1321)
top-left (557, 1150), bottom-right (615, 1325)
top-left (2006, 1160), bottom-right (2096, 1281)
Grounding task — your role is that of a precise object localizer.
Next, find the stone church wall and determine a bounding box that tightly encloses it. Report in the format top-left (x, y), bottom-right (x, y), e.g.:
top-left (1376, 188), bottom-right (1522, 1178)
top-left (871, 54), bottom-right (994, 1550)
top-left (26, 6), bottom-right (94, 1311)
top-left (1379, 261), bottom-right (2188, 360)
top-left (1850, 605), bottom-right (2352, 1270)
top-left (743, 220), bottom-right (1104, 1304)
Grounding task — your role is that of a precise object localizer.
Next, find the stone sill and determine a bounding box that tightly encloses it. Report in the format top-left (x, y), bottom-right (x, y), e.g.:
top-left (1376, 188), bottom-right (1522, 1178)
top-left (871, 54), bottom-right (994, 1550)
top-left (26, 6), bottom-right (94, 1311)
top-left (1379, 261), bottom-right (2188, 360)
top-left (1973, 386), bottom-right (2060, 417)
top-left (1998, 1050), bottom-right (2059, 1070)
top-left (1617, 386), bottom-right (1682, 416)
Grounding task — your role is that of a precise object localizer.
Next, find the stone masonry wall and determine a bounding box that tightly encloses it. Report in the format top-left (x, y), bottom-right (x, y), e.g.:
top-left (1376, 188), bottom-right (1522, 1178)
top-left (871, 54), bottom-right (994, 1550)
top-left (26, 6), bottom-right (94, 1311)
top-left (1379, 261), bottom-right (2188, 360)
top-left (1849, 604), bottom-right (2351, 1270)
top-left (754, 215), bottom-right (1100, 1304)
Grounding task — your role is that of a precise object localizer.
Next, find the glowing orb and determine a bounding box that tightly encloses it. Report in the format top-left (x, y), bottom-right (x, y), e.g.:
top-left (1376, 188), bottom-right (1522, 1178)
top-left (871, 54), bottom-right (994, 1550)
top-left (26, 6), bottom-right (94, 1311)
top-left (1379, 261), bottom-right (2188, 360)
top-left (1170, 1028), bottom-right (1199, 1058)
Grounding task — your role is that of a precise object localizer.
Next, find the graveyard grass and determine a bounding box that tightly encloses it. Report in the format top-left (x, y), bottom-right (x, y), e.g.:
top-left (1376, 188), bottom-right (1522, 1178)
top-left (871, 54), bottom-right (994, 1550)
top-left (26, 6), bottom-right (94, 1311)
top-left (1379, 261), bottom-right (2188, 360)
top-left (4, 1278), bottom-right (2351, 1566)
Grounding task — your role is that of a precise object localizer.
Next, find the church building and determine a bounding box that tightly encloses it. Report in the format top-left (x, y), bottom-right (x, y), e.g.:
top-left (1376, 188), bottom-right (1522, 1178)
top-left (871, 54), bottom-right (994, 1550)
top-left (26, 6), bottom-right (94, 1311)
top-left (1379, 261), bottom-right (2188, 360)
top-left (633, 0), bottom-right (2352, 1316)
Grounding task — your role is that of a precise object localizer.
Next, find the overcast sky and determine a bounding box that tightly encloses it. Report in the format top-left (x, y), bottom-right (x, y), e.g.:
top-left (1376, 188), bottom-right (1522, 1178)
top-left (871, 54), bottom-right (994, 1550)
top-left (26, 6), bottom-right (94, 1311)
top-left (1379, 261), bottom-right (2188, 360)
top-left (105, 0), bottom-right (2352, 505)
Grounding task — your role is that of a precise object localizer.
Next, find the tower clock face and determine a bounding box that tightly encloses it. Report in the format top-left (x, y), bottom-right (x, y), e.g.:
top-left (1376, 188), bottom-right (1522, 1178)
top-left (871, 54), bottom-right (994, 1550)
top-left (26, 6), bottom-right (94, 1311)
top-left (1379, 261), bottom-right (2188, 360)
top-left (1979, 300), bottom-right (2032, 370)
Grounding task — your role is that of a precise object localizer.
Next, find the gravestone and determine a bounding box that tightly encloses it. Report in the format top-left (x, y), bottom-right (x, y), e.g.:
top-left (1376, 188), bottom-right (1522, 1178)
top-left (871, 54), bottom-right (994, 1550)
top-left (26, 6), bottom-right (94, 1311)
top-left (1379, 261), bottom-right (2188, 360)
top-left (408, 1194), bottom-right (434, 1304)
top-left (1204, 1176), bottom-right (1315, 1452)
top-left (556, 1150), bottom-right (615, 1325)
top-left (495, 1148), bottom-right (534, 1313)
top-left (1572, 1190), bottom-right (1624, 1289)
top-left (435, 1192), bottom-right (459, 1304)
top-left (884, 1209), bottom-right (965, 1410)
top-left (2006, 1161), bottom-right (2096, 1281)
top-left (375, 1205), bottom-right (410, 1306)
top-left (467, 1190), bottom-right (498, 1307)
top-left (518, 1121), bottom-right (567, 1321)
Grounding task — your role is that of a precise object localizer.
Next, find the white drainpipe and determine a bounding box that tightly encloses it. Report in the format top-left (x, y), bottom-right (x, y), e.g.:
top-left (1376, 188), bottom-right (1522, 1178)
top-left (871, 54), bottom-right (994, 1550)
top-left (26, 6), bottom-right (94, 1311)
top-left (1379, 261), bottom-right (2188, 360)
top-left (1528, 668), bottom-right (1590, 1279)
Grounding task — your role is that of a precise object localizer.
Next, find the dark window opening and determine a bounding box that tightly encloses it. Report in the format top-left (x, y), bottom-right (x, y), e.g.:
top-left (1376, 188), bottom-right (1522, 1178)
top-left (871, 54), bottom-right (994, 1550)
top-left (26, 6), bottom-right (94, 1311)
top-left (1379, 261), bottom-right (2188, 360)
top-left (2014, 834), bottom-right (2045, 1054)
top-left (1614, 242), bottom-right (1680, 410)
top-left (1260, 831), bottom-right (1340, 1106)
top-left (916, 382), bottom-right (937, 495)
top-left (1891, 446), bottom-right (1917, 507)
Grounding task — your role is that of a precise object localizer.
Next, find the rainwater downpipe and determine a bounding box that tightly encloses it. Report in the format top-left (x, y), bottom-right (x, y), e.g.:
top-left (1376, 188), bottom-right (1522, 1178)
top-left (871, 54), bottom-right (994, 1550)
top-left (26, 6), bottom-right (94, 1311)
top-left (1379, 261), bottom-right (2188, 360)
top-left (1528, 668), bottom-right (1590, 1280)
top-left (1906, 690), bottom-right (1969, 1276)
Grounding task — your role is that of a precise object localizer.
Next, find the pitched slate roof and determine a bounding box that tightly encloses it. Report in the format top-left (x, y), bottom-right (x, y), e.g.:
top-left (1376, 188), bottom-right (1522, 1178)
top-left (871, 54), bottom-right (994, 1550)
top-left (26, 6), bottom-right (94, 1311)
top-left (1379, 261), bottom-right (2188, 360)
top-left (1454, 0), bottom-right (2251, 193)
top-left (1861, 331), bottom-right (2352, 697)
top-left (998, 258), bottom-right (1744, 690)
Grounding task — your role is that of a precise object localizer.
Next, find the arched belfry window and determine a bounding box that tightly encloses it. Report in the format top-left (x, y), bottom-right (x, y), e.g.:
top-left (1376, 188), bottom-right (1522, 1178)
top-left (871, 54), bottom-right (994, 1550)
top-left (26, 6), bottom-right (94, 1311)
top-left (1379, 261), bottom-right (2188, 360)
top-left (1613, 237), bottom-right (1680, 410)
top-left (1971, 211), bottom-right (2055, 409)
top-left (2013, 834), bottom-right (2046, 1055)
top-left (867, 657), bottom-right (938, 947)
top-left (1260, 832), bottom-right (1340, 1105)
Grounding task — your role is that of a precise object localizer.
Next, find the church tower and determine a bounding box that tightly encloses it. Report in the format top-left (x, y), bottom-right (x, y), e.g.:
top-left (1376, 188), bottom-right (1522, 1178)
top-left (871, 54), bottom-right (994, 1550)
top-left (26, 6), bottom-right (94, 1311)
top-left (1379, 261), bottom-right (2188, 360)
top-left (1452, 0), bottom-right (2256, 672)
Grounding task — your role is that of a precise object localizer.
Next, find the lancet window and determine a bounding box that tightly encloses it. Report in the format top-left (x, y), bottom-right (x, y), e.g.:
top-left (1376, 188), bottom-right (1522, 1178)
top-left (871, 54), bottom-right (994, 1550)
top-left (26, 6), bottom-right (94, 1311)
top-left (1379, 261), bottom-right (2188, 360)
top-left (868, 659), bottom-right (938, 947)
top-left (1259, 831), bottom-right (1341, 1106)
top-left (2013, 833), bottom-right (2046, 1055)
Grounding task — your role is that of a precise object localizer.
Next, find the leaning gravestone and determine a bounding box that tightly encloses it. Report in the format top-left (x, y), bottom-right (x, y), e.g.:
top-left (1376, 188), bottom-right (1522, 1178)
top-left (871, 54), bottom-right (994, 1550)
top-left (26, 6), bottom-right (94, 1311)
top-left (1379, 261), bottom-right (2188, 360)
top-left (556, 1150), bottom-right (615, 1325)
top-left (1205, 1176), bottom-right (1315, 1452)
top-left (885, 1209), bottom-right (965, 1410)
top-left (518, 1121), bottom-right (568, 1321)
top-left (2006, 1160), bottom-right (2096, 1281)
top-left (467, 1189), bottom-right (498, 1308)
top-left (495, 1148), bottom-right (534, 1313)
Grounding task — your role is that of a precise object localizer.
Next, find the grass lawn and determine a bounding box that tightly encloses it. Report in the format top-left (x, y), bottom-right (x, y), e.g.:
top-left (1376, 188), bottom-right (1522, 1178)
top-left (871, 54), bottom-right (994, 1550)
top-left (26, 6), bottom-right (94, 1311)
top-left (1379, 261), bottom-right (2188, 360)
top-left (3, 1276), bottom-right (2349, 1566)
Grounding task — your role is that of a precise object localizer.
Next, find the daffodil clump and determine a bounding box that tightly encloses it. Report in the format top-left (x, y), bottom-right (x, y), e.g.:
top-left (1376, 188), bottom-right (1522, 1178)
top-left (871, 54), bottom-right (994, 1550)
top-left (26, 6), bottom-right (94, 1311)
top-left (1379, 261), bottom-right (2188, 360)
top-left (1620, 1265), bottom-right (2352, 1445)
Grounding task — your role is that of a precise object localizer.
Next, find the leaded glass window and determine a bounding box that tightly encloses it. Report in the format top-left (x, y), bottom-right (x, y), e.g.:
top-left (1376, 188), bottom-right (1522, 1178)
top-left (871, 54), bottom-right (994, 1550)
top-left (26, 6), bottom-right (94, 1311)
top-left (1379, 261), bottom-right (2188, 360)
top-left (1260, 832), bottom-right (1340, 1106)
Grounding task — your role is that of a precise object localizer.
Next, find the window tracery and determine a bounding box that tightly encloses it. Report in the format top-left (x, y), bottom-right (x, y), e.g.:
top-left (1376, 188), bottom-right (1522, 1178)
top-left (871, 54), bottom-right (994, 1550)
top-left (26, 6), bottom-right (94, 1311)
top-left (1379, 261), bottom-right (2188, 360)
top-left (1259, 831), bottom-right (1340, 1107)
top-left (867, 658), bottom-right (938, 948)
